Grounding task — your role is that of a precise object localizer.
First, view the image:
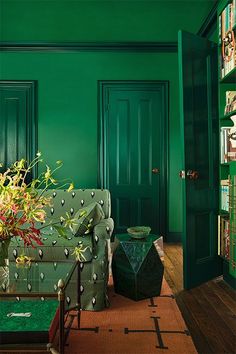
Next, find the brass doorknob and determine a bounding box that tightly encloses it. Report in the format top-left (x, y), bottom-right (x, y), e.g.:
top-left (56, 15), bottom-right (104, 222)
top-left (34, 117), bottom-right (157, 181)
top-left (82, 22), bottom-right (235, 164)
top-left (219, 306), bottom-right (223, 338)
top-left (186, 170), bottom-right (199, 180)
top-left (152, 168), bottom-right (159, 174)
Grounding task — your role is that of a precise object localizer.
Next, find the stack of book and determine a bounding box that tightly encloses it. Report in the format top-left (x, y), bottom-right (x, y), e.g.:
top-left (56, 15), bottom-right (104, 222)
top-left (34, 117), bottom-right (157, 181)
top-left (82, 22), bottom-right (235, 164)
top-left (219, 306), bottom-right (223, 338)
top-left (219, 0), bottom-right (236, 78)
top-left (218, 215), bottom-right (230, 259)
top-left (224, 91), bottom-right (236, 115)
top-left (220, 179), bottom-right (230, 212)
top-left (220, 125), bottom-right (236, 162)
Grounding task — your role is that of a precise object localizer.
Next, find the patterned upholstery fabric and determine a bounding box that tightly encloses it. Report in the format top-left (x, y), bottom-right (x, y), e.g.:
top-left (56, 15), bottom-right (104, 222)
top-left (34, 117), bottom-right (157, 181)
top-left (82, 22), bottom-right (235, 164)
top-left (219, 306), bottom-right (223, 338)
top-left (72, 202), bottom-right (105, 236)
top-left (8, 189), bottom-right (114, 311)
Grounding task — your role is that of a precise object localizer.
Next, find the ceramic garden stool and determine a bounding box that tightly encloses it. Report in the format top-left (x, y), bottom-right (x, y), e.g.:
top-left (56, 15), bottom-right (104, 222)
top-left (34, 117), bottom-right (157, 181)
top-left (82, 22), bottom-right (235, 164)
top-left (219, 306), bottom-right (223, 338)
top-left (112, 234), bottom-right (164, 301)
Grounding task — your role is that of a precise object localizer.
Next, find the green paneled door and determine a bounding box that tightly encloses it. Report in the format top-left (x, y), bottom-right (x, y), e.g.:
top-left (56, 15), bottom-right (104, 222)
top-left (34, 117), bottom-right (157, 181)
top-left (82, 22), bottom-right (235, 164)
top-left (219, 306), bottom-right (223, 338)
top-left (0, 81), bottom-right (37, 174)
top-left (100, 82), bottom-right (168, 236)
top-left (178, 31), bottom-right (221, 289)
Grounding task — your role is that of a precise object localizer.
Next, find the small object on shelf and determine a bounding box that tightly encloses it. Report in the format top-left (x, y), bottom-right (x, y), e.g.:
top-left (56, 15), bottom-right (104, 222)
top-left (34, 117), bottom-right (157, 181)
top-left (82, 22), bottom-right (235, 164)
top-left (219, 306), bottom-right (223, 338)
top-left (224, 91), bottom-right (236, 115)
top-left (222, 30), bottom-right (235, 65)
top-left (220, 121), bottom-right (236, 163)
top-left (7, 312), bottom-right (32, 318)
top-left (127, 226), bottom-right (151, 239)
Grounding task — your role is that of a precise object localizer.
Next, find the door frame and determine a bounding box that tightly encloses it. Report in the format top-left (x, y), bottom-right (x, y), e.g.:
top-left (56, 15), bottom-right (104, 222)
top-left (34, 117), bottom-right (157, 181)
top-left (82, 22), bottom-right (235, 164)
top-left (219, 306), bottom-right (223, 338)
top-left (98, 80), bottom-right (169, 237)
top-left (0, 80), bottom-right (38, 177)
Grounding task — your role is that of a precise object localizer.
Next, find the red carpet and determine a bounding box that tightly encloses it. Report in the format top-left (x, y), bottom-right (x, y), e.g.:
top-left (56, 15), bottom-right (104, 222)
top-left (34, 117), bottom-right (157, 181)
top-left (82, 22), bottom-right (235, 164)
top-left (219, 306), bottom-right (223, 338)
top-left (66, 278), bottom-right (197, 354)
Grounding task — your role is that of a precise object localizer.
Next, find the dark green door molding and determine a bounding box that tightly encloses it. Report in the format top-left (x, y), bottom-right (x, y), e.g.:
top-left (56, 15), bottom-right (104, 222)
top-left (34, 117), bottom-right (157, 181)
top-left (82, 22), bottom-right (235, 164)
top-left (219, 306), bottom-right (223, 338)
top-left (0, 80), bottom-right (37, 176)
top-left (178, 31), bottom-right (221, 289)
top-left (0, 42), bottom-right (178, 53)
top-left (98, 81), bottom-right (168, 237)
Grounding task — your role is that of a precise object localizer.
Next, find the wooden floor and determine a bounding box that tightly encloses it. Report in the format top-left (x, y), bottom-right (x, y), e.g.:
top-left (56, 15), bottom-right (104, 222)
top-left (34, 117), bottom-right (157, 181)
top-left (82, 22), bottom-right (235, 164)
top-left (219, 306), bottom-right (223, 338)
top-left (164, 243), bottom-right (236, 354)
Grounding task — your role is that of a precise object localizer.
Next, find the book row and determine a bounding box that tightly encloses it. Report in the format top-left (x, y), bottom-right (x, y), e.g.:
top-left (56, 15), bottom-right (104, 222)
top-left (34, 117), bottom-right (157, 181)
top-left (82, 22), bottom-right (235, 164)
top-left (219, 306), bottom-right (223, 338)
top-left (218, 215), bottom-right (230, 260)
top-left (220, 125), bottom-right (236, 163)
top-left (224, 90), bottom-right (236, 115)
top-left (219, 0), bottom-right (236, 43)
top-left (220, 179), bottom-right (230, 212)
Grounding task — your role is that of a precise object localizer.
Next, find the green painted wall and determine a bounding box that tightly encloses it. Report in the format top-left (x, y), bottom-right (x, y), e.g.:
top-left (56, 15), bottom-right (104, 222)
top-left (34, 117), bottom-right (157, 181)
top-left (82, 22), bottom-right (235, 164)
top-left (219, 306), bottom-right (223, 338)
top-left (0, 0), bottom-right (216, 235)
top-left (0, 51), bottom-right (181, 232)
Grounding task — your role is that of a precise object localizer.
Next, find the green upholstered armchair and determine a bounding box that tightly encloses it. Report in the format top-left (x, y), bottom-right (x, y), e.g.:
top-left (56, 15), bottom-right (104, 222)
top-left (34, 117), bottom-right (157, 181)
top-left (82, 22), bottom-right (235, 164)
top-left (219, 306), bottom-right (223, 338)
top-left (8, 189), bottom-right (114, 311)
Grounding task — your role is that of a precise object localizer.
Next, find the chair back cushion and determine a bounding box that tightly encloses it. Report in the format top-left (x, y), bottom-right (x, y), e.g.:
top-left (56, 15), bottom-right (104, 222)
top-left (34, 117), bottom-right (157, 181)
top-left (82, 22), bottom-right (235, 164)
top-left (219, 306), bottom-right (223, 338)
top-left (42, 189), bottom-right (111, 222)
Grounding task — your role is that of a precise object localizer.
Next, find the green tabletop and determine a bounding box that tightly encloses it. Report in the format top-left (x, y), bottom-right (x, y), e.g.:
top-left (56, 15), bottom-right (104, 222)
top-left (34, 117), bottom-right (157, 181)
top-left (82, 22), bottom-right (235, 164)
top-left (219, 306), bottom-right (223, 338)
top-left (0, 299), bottom-right (59, 333)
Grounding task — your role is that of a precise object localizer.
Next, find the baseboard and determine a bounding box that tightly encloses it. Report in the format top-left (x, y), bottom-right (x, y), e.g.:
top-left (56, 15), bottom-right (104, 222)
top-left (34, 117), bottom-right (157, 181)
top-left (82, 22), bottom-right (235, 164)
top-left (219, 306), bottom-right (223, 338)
top-left (165, 232), bottom-right (182, 243)
top-left (223, 260), bottom-right (236, 290)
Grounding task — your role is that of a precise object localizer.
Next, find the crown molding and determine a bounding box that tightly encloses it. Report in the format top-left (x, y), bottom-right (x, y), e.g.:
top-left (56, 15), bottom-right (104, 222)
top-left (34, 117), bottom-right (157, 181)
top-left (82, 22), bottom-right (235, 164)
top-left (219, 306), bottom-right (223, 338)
top-left (0, 41), bottom-right (178, 53)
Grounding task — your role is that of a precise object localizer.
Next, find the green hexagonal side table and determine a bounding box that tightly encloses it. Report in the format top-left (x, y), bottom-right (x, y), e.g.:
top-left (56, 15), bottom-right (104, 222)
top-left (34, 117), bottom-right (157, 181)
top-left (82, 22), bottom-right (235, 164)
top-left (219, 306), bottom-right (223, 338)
top-left (112, 234), bottom-right (164, 301)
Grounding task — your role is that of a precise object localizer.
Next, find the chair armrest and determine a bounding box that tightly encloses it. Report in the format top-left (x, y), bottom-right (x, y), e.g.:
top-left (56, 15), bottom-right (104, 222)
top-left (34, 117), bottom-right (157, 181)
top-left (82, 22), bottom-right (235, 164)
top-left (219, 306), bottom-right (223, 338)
top-left (93, 218), bottom-right (114, 240)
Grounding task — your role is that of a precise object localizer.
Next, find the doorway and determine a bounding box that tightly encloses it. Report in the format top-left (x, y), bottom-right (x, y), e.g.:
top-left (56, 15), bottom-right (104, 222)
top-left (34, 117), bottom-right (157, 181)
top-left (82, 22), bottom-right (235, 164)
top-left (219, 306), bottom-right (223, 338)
top-left (99, 80), bottom-right (168, 236)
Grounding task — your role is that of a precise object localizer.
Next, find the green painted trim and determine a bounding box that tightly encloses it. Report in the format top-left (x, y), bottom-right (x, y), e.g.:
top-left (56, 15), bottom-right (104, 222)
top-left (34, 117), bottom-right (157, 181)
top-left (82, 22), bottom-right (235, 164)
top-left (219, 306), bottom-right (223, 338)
top-left (178, 31), bottom-right (187, 289)
top-left (220, 109), bottom-right (236, 120)
top-left (220, 67), bottom-right (236, 83)
top-left (197, 2), bottom-right (217, 38)
top-left (0, 80), bottom-right (38, 177)
top-left (98, 80), bottom-right (169, 237)
top-left (0, 42), bottom-right (178, 53)
top-left (166, 232), bottom-right (182, 243)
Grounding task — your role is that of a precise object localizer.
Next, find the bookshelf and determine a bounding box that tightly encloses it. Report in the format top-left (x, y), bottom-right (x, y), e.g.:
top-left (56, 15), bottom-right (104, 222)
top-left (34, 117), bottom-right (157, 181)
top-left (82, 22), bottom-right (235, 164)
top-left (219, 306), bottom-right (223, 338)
top-left (218, 0), bottom-right (236, 288)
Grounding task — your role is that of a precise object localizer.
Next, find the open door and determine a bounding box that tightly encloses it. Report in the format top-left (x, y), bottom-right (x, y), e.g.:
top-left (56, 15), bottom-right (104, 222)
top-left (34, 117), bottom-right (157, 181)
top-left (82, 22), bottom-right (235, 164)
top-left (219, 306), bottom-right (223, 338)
top-left (178, 31), bottom-right (222, 289)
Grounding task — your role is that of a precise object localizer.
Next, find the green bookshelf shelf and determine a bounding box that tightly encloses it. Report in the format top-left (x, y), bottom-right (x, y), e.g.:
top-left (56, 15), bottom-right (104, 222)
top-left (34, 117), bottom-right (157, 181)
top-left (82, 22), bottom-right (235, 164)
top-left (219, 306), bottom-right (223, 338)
top-left (220, 210), bottom-right (230, 215)
top-left (220, 110), bottom-right (236, 120)
top-left (220, 163), bottom-right (230, 166)
top-left (220, 67), bottom-right (236, 83)
top-left (219, 254), bottom-right (229, 262)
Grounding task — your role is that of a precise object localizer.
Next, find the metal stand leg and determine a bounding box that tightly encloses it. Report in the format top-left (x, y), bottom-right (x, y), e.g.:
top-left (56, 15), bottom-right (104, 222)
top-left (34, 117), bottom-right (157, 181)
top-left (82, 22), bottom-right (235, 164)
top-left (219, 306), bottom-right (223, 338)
top-left (58, 279), bottom-right (65, 354)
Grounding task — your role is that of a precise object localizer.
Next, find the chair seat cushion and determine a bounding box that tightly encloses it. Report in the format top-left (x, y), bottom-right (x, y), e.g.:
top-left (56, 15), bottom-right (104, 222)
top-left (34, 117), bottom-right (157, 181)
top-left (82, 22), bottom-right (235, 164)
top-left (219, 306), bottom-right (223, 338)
top-left (9, 231), bottom-right (93, 262)
top-left (0, 299), bottom-right (59, 344)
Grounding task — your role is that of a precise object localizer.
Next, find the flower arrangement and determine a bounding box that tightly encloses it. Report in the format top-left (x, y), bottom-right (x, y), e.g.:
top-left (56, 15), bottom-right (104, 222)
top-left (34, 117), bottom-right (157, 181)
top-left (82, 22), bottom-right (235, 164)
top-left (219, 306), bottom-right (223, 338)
top-left (0, 153), bottom-right (74, 265)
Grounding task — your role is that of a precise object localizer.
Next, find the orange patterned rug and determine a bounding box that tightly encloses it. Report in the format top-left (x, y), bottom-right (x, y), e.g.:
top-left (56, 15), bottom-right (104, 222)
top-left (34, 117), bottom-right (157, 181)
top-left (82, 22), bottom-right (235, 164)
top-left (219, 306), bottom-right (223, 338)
top-left (66, 278), bottom-right (197, 354)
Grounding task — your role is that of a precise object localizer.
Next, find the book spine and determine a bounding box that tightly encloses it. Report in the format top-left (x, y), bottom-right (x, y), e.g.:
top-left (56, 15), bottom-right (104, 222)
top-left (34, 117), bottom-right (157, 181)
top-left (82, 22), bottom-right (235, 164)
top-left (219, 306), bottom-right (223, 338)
top-left (222, 8), bottom-right (226, 42)
top-left (225, 219), bottom-right (230, 259)
top-left (218, 215), bottom-right (221, 255)
top-left (219, 15), bottom-right (222, 44)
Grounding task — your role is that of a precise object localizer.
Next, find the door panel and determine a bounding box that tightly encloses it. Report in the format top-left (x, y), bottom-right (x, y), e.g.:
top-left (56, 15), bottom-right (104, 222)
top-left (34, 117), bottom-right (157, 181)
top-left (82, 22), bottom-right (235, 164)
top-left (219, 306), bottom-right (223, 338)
top-left (178, 31), bottom-right (221, 289)
top-left (100, 82), bottom-right (168, 235)
top-left (0, 81), bottom-right (37, 175)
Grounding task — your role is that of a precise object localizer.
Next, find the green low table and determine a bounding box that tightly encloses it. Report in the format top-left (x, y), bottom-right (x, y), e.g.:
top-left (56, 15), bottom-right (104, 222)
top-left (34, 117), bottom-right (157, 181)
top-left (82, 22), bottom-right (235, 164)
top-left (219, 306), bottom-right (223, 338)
top-left (0, 260), bottom-right (80, 354)
top-left (0, 299), bottom-right (59, 345)
top-left (112, 234), bottom-right (164, 301)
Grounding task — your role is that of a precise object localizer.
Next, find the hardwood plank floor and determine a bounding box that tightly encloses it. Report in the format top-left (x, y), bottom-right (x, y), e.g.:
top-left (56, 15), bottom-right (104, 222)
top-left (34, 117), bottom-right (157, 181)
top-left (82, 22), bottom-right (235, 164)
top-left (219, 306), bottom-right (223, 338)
top-left (164, 243), bottom-right (236, 354)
